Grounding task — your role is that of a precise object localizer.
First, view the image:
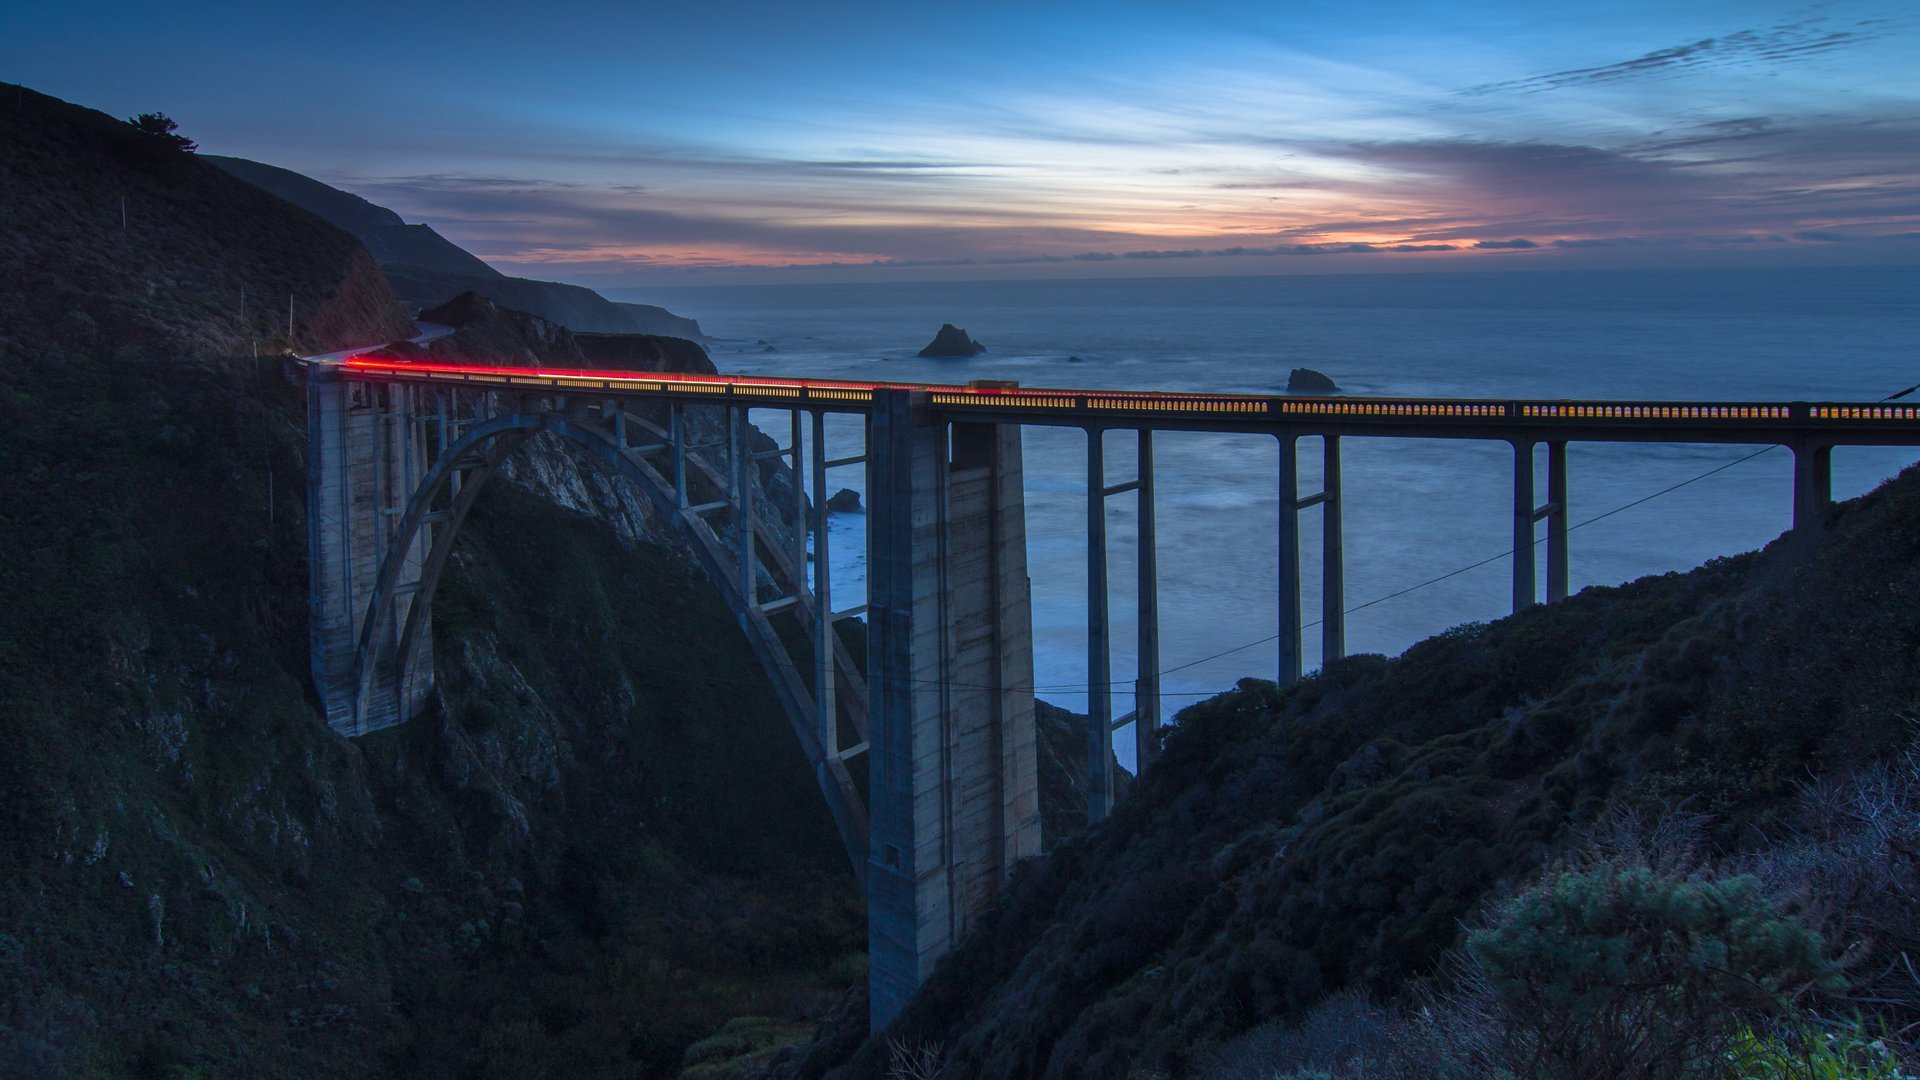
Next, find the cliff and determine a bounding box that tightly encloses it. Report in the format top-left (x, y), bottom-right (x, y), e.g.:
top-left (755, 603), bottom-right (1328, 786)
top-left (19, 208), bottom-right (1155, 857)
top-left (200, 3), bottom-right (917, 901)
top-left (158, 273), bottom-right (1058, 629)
top-left (209, 156), bottom-right (705, 339)
top-left (0, 86), bottom-right (857, 1078)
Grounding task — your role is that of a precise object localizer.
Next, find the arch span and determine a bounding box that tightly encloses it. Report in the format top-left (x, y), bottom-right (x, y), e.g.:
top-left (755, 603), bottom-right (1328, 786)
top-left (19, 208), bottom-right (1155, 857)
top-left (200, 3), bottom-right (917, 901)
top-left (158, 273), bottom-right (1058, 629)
top-left (315, 380), bottom-right (869, 879)
top-left (309, 374), bottom-right (1043, 1031)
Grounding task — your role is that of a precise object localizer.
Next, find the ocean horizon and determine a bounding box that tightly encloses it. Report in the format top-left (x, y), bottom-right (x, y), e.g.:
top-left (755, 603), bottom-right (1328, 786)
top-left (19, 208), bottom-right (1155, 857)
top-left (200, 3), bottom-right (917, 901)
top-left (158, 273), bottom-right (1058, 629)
top-left (616, 265), bottom-right (1920, 754)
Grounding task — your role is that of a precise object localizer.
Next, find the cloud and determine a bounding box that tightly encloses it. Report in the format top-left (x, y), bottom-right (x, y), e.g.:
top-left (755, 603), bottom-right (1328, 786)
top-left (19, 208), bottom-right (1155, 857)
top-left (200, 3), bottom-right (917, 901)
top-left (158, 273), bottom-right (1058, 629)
top-left (1462, 18), bottom-right (1884, 96)
top-left (305, 79), bottom-right (1920, 280)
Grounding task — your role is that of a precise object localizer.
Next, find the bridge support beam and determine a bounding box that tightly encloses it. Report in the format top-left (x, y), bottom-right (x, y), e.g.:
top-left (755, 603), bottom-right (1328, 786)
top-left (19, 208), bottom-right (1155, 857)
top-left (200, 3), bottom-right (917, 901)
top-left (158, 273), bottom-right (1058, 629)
top-left (1546, 441), bottom-right (1569, 603)
top-left (1512, 440), bottom-right (1537, 613)
top-left (1277, 435), bottom-right (1302, 685)
top-left (1321, 435), bottom-right (1345, 666)
top-left (1135, 431), bottom-right (1160, 775)
top-left (1513, 440), bottom-right (1571, 610)
top-left (811, 411), bottom-right (837, 762)
top-left (1087, 429), bottom-right (1114, 824)
top-left (866, 390), bottom-right (1040, 1032)
top-left (1792, 442), bottom-right (1832, 531)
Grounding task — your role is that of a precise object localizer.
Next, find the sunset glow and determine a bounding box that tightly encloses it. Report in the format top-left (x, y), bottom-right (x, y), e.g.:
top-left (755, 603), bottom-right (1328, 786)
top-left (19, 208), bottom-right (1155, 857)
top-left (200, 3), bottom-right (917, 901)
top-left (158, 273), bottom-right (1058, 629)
top-left (7, 0), bottom-right (1916, 284)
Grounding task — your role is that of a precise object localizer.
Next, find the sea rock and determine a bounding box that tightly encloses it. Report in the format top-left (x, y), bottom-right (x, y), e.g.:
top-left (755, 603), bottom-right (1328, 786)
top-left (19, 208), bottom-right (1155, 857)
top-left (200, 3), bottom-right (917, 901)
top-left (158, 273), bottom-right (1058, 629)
top-left (826, 488), bottom-right (863, 513)
top-left (917, 323), bottom-right (986, 358)
top-left (1287, 367), bottom-right (1338, 392)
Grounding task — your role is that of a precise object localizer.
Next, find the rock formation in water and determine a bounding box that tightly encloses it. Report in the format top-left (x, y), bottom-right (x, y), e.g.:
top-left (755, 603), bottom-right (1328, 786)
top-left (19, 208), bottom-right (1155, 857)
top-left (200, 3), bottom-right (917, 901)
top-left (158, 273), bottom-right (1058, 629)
top-left (826, 488), bottom-right (863, 513)
top-left (1287, 367), bottom-right (1339, 392)
top-left (917, 323), bottom-right (987, 357)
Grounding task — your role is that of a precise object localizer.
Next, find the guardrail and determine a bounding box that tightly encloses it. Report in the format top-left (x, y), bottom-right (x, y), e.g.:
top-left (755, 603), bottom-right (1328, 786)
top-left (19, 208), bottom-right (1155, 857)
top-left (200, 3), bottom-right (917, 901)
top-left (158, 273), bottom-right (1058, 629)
top-left (334, 357), bottom-right (1920, 431)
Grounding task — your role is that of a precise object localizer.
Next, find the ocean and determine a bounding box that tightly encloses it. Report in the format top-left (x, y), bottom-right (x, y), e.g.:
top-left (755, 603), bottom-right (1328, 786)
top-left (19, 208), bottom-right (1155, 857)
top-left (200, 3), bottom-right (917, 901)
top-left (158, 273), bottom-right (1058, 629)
top-left (624, 267), bottom-right (1920, 756)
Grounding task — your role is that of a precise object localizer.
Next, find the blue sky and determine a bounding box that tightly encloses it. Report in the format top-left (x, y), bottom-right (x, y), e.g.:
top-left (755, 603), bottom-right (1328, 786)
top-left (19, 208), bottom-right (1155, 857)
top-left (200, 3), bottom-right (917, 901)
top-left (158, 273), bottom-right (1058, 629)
top-left (7, 0), bottom-right (1918, 284)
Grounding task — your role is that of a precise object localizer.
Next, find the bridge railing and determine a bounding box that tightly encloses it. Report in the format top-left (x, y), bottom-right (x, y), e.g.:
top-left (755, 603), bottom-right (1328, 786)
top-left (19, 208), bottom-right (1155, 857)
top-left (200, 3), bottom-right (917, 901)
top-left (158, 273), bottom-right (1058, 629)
top-left (337, 357), bottom-right (1920, 431)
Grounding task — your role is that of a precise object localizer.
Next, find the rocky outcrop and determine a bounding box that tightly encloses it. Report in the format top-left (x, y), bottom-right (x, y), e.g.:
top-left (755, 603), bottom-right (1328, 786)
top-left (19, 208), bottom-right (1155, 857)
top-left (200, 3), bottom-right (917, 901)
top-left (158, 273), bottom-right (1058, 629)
top-left (1287, 367), bottom-right (1338, 392)
top-left (1034, 700), bottom-right (1134, 852)
top-left (386, 263), bottom-right (707, 338)
top-left (917, 323), bottom-right (986, 357)
top-left (826, 489), bottom-right (863, 513)
top-left (578, 331), bottom-right (714, 375)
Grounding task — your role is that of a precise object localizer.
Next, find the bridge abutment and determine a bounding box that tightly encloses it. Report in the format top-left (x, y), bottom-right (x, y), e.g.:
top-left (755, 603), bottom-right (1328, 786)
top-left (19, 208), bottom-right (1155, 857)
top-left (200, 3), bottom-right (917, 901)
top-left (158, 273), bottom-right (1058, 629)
top-left (307, 371), bottom-right (433, 735)
top-left (866, 390), bottom-right (1041, 1031)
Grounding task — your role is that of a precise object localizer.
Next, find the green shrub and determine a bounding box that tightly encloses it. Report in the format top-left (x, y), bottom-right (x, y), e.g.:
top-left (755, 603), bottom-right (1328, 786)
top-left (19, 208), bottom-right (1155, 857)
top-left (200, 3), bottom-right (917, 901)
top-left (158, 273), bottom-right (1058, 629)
top-left (1465, 867), bottom-right (1842, 1079)
top-left (1725, 1020), bottom-right (1914, 1079)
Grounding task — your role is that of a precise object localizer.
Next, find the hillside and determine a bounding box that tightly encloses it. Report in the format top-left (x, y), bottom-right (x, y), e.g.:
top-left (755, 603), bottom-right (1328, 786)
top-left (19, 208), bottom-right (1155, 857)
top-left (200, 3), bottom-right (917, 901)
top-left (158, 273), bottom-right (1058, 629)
top-left (778, 465), bottom-right (1920, 1077)
top-left (0, 85), bottom-right (858, 1078)
top-left (0, 87), bottom-right (413, 356)
top-left (208, 155), bottom-right (705, 339)
top-left (204, 156), bottom-right (503, 281)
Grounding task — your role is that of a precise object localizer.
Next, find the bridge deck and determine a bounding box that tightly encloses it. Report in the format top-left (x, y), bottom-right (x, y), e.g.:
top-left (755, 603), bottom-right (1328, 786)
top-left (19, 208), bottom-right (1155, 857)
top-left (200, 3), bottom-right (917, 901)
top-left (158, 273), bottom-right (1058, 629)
top-left (340, 357), bottom-right (1920, 445)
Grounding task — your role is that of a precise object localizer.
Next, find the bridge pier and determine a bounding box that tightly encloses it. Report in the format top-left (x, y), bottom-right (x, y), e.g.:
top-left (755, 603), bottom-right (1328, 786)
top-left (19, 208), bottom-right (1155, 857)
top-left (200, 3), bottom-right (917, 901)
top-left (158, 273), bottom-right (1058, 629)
top-left (1135, 431), bottom-right (1161, 775)
top-left (1512, 440), bottom-right (1536, 612)
top-left (1512, 440), bottom-right (1571, 611)
top-left (1321, 436), bottom-right (1345, 666)
top-left (1792, 441), bottom-right (1832, 531)
top-left (1546, 441), bottom-right (1569, 603)
top-left (1277, 434), bottom-right (1345, 683)
top-left (866, 390), bottom-right (1040, 1031)
top-left (1087, 428), bottom-right (1166, 818)
top-left (307, 371), bottom-right (434, 734)
top-left (1087, 429), bottom-right (1113, 824)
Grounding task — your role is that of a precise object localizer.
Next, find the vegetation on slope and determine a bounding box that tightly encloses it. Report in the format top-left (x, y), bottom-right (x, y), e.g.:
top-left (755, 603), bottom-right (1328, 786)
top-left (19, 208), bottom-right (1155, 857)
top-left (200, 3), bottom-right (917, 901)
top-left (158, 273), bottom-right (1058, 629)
top-left (794, 461), bottom-right (1920, 1078)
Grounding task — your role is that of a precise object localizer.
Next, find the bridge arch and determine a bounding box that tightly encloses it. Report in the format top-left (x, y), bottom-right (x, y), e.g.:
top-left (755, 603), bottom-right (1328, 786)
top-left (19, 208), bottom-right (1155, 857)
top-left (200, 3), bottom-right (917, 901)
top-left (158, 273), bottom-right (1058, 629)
top-left (327, 389), bottom-right (871, 880)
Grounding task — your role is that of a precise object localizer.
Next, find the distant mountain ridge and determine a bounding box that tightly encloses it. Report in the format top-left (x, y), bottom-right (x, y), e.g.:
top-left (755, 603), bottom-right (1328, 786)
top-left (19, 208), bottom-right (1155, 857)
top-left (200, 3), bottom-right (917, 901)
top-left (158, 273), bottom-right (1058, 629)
top-left (208, 155), bottom-right (704, 340)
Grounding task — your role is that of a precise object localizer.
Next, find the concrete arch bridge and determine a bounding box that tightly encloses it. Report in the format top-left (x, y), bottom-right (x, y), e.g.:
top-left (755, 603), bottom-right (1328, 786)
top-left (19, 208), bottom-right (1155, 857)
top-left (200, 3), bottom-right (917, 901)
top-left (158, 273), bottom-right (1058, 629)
top-left (306, 355), bottom-right (1920, 1029)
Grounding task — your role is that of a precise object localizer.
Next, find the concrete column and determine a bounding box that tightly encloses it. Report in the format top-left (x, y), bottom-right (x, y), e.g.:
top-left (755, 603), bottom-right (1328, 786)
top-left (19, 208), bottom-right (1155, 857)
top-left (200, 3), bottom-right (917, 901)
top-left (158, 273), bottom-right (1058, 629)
top-left (791, 410), bottom-right (807, 593)
top-left (1086, 428), bottom-right (1113, 824)
top-left (1792, 442), bottom-right (1832, 531)
top-left (735, 408), bottom-right (755, 605)
top-left (1277, 434), bottom-right (1301, 686)
top-left (671, 402), bottom-right (687, 507)
top-left (812, 410), bottom-right (836, 758)
top-left (1546, 441), bottom-right (1569, 603)
top-left (1512, 440), bottom-right (1537, 612)
top-left (306, 373), bottom-right (432, 735)
top-left (1322, 435), bottom-right (1345, 667)
top-left (307, 370), bottom-right (358, 733)
top-left (866, 390), bottom-right (1038, 1033)
top-left (1135, 430), bottom-right (1161, 775)
top-left (387, 385), bottom-right (433, 723)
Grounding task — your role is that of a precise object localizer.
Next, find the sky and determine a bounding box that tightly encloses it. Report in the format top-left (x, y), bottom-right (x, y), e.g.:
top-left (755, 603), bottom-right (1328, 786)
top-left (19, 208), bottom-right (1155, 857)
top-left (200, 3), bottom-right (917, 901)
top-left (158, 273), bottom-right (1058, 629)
top-left (6, 0), bottom-right (1919, 286)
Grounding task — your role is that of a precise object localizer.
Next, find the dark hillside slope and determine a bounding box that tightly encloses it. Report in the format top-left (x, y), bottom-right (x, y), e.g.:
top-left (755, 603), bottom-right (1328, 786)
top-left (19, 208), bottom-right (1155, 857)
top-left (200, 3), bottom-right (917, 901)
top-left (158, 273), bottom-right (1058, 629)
top-left (209, 155), bottom-right (705, 339)
top-left (0, 86), bottom-right (857, 1078)
top-left (795, 466), bottom-right (1920, 1078)
top-left (0, 85), bottom-right (413, 355)
top-left (206, 155), bottom-right (503, 280)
